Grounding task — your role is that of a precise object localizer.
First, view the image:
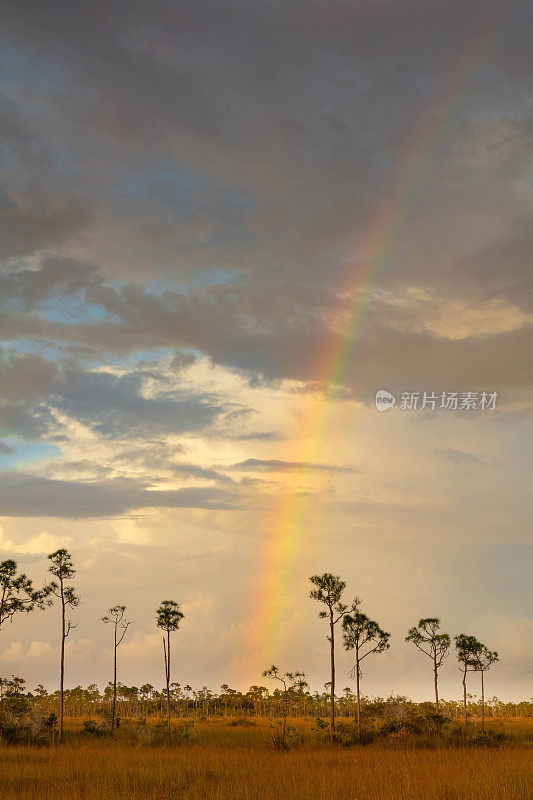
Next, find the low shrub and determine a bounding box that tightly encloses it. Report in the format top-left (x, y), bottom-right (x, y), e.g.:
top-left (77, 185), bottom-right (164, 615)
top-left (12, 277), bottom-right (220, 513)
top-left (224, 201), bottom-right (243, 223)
top-left (0, 704), bottom-right (57, 745)
top-left (268, 722), bottom-right (303, 750)
top-left (334, 722), bottom-right (376, 746)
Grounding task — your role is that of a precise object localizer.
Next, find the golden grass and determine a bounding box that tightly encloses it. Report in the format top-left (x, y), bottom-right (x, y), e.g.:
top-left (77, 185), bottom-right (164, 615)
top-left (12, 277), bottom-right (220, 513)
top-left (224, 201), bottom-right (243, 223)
top-left (0, 718), bottom-right (531, 800)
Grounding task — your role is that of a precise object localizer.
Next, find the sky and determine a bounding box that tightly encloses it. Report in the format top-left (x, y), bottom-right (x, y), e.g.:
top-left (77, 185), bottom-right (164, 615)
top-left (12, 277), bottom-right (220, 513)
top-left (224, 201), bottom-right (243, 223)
top-left (0, 0), bottom-right (531, 702)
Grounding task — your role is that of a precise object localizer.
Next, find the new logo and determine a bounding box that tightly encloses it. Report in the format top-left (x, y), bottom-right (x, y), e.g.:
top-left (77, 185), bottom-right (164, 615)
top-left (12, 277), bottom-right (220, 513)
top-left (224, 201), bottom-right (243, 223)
top-left (375, 389), bottom-right (396, 412)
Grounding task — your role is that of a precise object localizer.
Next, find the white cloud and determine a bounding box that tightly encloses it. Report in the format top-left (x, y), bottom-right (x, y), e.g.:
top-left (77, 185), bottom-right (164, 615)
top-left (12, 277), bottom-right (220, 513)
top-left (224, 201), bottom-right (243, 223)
top-left (0, 641), bottom-right (24, 662)
top-left (0, 527), bottom-right (72, 554)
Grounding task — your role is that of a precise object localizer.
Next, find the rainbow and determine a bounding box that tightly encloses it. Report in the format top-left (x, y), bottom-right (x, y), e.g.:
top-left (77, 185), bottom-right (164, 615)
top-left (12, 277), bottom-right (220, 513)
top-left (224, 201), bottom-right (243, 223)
top-left (250, 2), bottom-right (520, 672)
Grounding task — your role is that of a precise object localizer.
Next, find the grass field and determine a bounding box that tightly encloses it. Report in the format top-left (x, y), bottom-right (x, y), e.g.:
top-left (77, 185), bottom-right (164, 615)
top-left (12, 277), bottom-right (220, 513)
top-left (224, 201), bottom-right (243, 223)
top-left (0, 718), bottom-right (531, 800)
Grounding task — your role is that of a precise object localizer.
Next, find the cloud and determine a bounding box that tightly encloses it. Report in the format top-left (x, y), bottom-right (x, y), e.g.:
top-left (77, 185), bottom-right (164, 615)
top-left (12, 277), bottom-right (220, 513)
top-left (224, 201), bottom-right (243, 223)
top-left (0, 353), bottom-right (238, 442)
top-left (2, 268), bottom-right (531, 402)
top-left (0, 641), bottom-right (24, 662)
top-left (0, 351), bottom-right (59, 403)
top-left (120, 632), bottom-right (160, 663)
top-left (26, 641), bottom-right (55, 661)
top-left (0, 189), bottom-right (93, 261)
top-left (50, 367), bottom-right (226, 438)
top-left (229, 458), bottom-right (363, 474)
top-left (221, 430), bottom-right (284, 442)
top-left (0, 0), bottom-right (530, 301)
top-left (0, 402), bottom-right (55, 439)
top-left (0, 472), bottom-right (236, 518)
top-left (0, 257), bottom-right (101, 310)
top-left (433, 448), bottom-right (484, 467)
top-left (377, 289), bottom-right (532, 340)
top-left (0, 94), bottom-right (94, 260)
top-left (0, 528), bottom-right (72, 554)
top-left (171, 463), bottom-right (235, 484)
top-left (459, 218), bottom-right (533, 312)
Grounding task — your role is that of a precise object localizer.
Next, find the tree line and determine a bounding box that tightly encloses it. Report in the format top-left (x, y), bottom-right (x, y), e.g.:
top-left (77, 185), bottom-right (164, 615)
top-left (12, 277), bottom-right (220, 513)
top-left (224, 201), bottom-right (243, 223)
top-left (4, 677), bottom-right (526, 722)
top-left (1, 557), bottom-right (502, 742)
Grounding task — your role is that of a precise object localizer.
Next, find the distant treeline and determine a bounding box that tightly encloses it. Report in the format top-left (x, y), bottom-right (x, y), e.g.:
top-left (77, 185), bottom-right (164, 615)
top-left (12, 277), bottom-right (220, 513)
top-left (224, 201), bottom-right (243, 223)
top-left (1, 677), bottom-right (531, 722)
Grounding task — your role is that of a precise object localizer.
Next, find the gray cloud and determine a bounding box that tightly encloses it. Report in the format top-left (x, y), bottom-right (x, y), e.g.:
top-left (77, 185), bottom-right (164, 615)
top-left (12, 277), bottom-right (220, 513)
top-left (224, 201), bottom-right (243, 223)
top-left (0, 0), bottom-right (530, 288)
top-left (0, 257), bottom-right (101, 309)
top-left (111, 277), bottom-right (504, 401)
top-left (229, 458), bottom-right (363, 473)
top-left (0, 402), bottom-right (55, 439)
top-left (458, 218), bottom-right (533, 311)
top-left (433, 448), bottom-right (484, 467)
top-left (171, 463), bottom-right (235, 485)
top-left (0, 0), bottom-right (531, 402)
top-left (223, 430), bottom-right (284, 441)
top-left (0, 472), bottom-right (235, 518)
top-left (1, 264), bottom-right (531, 403)
top-left (0, 351), bottom-right (59, 403)
top-left (51, 368), bottom-right (225, 438)
top-left (0, 190), bottom-right (93, 262)
top-left (39, 459), bottom-right (112, 480)
top-left (0, 352), bottom-right (236, 441)
top-left (0, 91), bottom-right (94, 260)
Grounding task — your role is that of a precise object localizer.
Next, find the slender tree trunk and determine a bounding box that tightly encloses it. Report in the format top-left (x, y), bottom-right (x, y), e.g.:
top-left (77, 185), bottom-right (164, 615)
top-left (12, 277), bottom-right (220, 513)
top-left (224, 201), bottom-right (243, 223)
top-left (462, 667), bottom-right (468, 726)
top-left (0, 589), bottom-right (6, 630)
top-left (59, 580), bottom-right (65, 743)
top-left (355, 645), bottom-right (361, 739)
top-left (167, 631), bottom-right (171, 739)
top-left (163, 631), bottom-right (171, 743)
top-left (329, 611), bottom-right (335, 737)
top-left (433, 655), bottom-right (439, 714)
top-left (112, 625), bottom-right (117, 729)
top-left (481, 670), bottom-right (485, 734)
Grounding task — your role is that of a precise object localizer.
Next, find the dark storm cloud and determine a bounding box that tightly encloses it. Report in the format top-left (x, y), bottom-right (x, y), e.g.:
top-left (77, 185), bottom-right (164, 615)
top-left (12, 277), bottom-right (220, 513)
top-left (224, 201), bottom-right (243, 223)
top-left (0, 472), bottom-right (235, 517)
top-left (0, 0), bottom-right (531, 396)
top-left (0, 93), bottom-right (94, 260)
top-left (1, 0), bottom-right (530, 281)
